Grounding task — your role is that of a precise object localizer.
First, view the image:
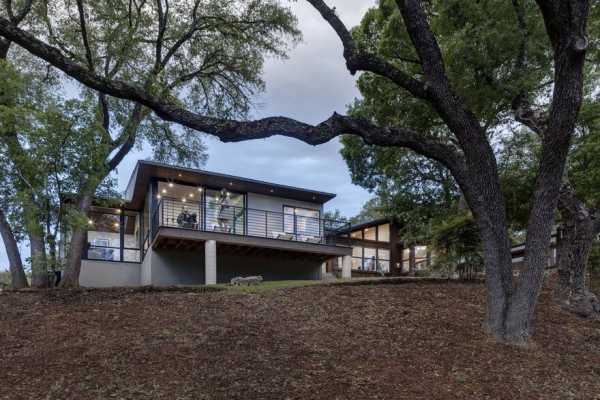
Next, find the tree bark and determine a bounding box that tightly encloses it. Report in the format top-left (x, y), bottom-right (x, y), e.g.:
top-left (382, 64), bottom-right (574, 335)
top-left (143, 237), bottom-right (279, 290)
top-left (0, 208), bottom-right (28, 289)
top-left (554, 184), bottom-right (600, 319)
top-left (60, 194), bottom-right (93, 288)
top-left (29, 232), bottom-right (48, 288)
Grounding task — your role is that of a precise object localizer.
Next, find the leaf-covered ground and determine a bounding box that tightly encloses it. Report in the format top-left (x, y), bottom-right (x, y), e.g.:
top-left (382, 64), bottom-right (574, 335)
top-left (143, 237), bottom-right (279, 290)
top-left (1, 281), bottom-right (599, 400)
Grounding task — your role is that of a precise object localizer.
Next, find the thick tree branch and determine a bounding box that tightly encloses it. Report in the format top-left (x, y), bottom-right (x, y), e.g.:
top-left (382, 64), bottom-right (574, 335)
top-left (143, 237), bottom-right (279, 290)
top-left (0, 18), bottom-right (437, 149)
top-left (306, 0), bottom-right (427, 99)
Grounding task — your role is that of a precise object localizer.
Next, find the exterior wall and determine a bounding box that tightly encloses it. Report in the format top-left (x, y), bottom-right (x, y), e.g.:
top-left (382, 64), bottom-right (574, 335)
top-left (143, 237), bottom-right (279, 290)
top-left (141, 247), bottom-right (153, 285)
top-left (150, 248), bottom-right (206, 286)
top-left (247, 193), bottom-right (323, 215)
top-left (79, 259), bottom-right (141, 287)
top-left (217, 251), bottom-right (322, 282)
top-left (142, 246), bottom-right (322, 286)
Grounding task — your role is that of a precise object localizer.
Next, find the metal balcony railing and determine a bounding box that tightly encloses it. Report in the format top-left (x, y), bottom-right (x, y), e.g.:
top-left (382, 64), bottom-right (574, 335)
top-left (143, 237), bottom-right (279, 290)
top-left (150, 196), bottom-right (350, 246)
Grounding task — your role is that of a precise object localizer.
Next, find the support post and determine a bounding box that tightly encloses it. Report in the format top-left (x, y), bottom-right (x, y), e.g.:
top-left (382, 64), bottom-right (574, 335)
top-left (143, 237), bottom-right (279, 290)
top-left (205, 240), bottom-right (217, 285)
top-left (321, 262), bottom-right (327, 280)
top-left (342, 255), bottom-right (352, 279)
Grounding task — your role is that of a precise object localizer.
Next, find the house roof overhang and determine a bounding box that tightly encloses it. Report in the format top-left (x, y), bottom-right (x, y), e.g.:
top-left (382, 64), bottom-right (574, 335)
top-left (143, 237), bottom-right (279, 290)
top-left (124, 160), bottom-right (337, 209)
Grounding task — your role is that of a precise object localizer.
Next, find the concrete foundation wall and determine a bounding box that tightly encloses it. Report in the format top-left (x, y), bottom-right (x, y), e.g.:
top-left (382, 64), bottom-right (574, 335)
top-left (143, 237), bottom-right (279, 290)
top-left (82, 244), bottom-right (325, 287)
top-left (150, 248), bottom-right (206, 286)
top-left (143, 246), bottom-right (322, 285)
top-left (80, 259), bottom-right (141, 287)
top-left (217, 252), bottom-right (322, 282)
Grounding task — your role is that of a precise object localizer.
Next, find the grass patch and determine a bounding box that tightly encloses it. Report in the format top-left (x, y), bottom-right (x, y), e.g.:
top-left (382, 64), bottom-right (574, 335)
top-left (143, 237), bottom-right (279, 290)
top-left (215, 280), bottom-right (326, 293)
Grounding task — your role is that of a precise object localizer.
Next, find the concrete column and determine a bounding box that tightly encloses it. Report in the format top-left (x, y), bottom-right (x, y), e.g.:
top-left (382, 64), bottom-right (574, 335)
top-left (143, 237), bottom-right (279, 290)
top-left (321, 262), bottom-right (327, 280)
top-left (342, 255), bottom-right (352, 279)
top-left (205, 240), bottom-right (217, 285)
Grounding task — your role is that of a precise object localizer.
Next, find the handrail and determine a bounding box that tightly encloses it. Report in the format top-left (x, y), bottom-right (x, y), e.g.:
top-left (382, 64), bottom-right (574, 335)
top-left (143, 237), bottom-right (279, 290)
top-left (152, 196), bottom-right (350, 245)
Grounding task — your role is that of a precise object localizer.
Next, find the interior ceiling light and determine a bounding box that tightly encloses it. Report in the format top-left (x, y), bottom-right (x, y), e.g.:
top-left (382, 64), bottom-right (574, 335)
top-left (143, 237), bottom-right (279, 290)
top-left (182, 198), bottom-right (187, 202)
top-left (161, 188), bottom-right (167, 194)
top-left (188, 193), bottom-right (194, 197)
top-left (156, 194), bottom-right (162, 199)
top-left (197, 187), bottom-right (203, 192)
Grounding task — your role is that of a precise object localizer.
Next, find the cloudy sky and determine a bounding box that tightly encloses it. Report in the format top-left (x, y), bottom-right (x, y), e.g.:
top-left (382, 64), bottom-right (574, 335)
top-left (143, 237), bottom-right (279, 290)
top-left (0, 0), bottom-right (377, 270)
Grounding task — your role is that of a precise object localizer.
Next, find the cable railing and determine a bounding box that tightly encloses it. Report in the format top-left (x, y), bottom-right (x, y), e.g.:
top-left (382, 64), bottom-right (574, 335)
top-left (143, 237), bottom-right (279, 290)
top-left (152, 196), bottom-right (350, 245)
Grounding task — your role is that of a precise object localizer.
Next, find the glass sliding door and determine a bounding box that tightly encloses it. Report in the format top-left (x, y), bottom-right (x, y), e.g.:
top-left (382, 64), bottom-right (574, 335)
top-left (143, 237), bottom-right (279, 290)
top-left (205, 189), bottom-right (245, 234)
top-left (283, 206), bottom-right (321, 240)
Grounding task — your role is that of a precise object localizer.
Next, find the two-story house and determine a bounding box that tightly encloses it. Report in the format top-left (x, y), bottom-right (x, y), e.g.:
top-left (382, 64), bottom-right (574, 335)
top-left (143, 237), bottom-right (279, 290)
top-left (79, 161), bottom-right (352, 287)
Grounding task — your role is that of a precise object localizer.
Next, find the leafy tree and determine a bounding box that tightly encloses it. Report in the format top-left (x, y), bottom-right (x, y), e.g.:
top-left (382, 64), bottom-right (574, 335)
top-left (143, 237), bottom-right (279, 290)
top-left (0, 0), bottom-right (299, 287)
top-left (0, 0), bottom-right (595, 344)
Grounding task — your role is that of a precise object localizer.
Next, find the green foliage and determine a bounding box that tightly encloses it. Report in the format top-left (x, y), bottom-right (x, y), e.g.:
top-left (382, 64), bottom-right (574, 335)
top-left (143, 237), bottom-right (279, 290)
top-left (0, 270), bottom-right (11, 286)
top-left (430, 212), bottom-right (482, 269)
top-left (588, 240), bottom-right (600, 291)
top-left (341, 0), bottom-right (600, 247)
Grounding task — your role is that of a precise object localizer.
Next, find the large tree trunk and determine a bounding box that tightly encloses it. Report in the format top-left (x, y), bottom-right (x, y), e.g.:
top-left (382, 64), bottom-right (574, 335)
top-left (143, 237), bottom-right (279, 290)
top-left (0, 208), bottom-right (28, 289)
top-left (60, 195), bottom-right (93, 288)
top-left (554, 184), bottom-right (600, 319)
top-left (29, 232), bottom-right (48, 288)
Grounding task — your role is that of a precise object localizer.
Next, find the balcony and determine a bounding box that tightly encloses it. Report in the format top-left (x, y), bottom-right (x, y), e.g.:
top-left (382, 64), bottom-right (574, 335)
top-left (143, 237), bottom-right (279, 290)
top-left (149, 197), bottom-right (350, 248)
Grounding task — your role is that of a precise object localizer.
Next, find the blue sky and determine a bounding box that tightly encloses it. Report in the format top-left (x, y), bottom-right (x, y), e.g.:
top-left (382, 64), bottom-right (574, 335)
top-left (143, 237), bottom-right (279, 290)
top-left (0, 0), bottom-right (376, 270)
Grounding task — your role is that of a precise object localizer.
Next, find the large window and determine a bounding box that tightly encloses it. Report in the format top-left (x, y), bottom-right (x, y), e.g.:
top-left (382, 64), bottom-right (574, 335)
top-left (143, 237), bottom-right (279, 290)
top-left (350, 246), bottom-right (390, 273)
top-left (377, 223), bottom-right (390, 242)
top-left (206, 189), bottom-right (245, 234)
top-left (283, 206), bottom-right (320, 238)
top-left (87, 208), bottom-right (140, 262)
top-left (350, 230), bottom-right (362, 239)
top-left (364, 226), bottom-right (376, 241)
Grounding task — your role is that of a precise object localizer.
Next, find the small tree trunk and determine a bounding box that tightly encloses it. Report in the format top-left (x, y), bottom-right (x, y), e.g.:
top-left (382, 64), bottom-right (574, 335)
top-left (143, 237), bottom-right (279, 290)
top-left (61, 195), bottom-right (93, 288)
top-left (554, 184), bottom-right (600, 319)
top-left (29, 232), bottom-right (48, 288)
top-left (0, 208), bottom-right (28, 289)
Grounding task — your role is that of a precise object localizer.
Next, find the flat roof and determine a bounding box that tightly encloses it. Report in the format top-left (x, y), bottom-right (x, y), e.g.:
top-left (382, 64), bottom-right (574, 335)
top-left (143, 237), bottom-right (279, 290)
top-left (336, 217), bottom-right (398, 235)
top-left (124, 160), bottom-right (336, 209)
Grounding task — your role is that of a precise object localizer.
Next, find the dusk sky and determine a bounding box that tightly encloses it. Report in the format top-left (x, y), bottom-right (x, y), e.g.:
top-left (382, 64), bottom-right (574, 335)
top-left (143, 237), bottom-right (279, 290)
top-left (0, 1), bottom-right (377, 270)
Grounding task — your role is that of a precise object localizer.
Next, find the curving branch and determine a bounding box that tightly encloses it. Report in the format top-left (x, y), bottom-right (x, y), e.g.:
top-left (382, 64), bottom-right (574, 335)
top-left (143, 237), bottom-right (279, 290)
top-left (0, 15), bottom-right (467, 177)
top-left (306, 0), bottom-right (428, 99)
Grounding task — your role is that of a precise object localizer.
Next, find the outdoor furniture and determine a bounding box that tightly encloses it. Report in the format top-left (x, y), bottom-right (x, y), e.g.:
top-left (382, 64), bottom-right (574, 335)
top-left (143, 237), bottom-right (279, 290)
top-left (300, 235), bottom-right (322, 244)
top-left (177, 210), bottom-right (198, 229)
top-left (213, 224), bottom-right (232, 233)
top-left (272, 231), bottom-right (294, 240)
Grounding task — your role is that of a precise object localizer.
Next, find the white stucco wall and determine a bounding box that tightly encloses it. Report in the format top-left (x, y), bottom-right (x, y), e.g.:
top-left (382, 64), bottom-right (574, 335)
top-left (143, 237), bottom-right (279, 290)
top-left (247, 193), bottom-right (323, 215)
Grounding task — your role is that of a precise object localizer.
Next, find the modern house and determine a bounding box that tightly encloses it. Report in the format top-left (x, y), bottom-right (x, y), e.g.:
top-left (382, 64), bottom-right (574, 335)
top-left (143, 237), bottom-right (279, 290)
top-left (326, 218), bottom-right (432, 277)
top-left (79, 161), bottom-right (353, 287)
